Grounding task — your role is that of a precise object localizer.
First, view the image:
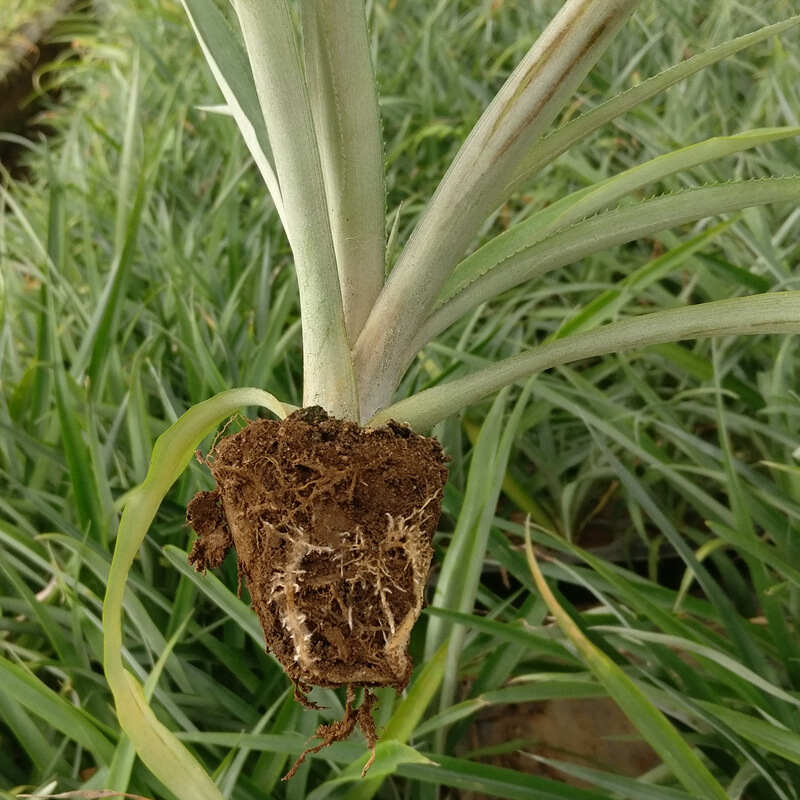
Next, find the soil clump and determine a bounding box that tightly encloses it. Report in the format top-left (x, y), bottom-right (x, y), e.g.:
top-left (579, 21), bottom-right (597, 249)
top-left (186, 406), bottom-right (448, 774)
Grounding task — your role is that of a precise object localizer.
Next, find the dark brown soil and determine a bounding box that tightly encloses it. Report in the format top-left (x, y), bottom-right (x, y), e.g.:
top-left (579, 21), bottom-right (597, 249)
top-left (186, 407), bottom-right (448, 772)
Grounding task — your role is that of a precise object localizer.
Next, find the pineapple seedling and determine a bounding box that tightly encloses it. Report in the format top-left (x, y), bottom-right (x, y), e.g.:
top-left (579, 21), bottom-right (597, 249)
top-left (100, 1), bottom-right (800, 794)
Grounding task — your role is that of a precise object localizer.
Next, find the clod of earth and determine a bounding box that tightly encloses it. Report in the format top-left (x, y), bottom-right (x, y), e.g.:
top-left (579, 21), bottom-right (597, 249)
top-left (186, 407), bottom-right (448, 776)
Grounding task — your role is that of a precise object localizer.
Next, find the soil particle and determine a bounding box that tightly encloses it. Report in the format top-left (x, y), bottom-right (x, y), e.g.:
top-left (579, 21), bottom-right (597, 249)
top-left (187, 407), bottom-right (448, 773)
top-left (187, 491), bottom-right (231, 570)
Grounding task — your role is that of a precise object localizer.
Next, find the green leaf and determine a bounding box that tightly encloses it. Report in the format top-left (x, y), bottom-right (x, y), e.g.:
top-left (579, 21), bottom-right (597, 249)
top-left (705, 520), bottom-right (800, 588)
top-left (106, 615), bottom-right (192, 794)
top-left (697, 701), bottom-right (800, 765)
top-left (307, 742), bottom-right (436, 800)
top-left (375, 292), bottom-right (800, 430)
top-left (593, 627), bottom-right (800, 709)
top-left (102, 388), bottom-right (289, 800)
top-left (510, 15), bottom-right (800, 189)
top-left (162, 545), bottom-right (264, 647)
top-left (454, 127), bottom-right (799, 316)
top-left (424, 383), bottom-right (535, 746)
top-left (424, 388), bottom-right (514, 658)
top-left (522, 525), bottom-right (729, 799)
top-left (422, 606), bottom-right (571, 661)
top-left (649, 342), bottom-right (764, 410)
top-left (0, 555), bottom-right (76, 666)
top-left (44, 176), bottom-right (107, 545)
top-left (301, 0), bottom-right (385, 342)
top-left (218, 689), bottom-right (290, 798)
top-left (0, 691), bottom-right (57, 778)
top-left (397, 752), bottom-right (612, 800)
top-left (343, 642), bottom-right (449, 800)
top-left (552, 220), bottom-right (734, 339)
top-left (180, 0), bottom-right (282, 218)
top-left (428, 177), bottom-right (800, 344)
top-left (353, 0), bottom-right (639, 422)
top-left (0, 656), bottom-right (115, 764)
top-left (414, 679), bottom-right (605, 738)
top-left (72, 57), bottom-right (149, 392)
top-left (526, 756), bottom-right (694, 800)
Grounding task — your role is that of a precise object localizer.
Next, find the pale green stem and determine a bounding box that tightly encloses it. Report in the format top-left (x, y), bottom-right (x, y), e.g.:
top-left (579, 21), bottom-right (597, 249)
top-left (233, 0), bottom-right (358, 418)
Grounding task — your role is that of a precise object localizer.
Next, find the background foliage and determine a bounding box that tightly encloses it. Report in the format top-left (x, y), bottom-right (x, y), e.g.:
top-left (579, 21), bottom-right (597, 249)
top-left (1, 0), bottom-right (799, 797)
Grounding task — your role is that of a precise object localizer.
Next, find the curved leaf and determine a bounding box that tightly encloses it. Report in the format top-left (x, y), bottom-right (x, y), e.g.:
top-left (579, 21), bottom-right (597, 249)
top-left (353, 0), bottom-right (639, 421)
top-left (449, 127), bottom-right (800, 311)
top-left (372, 292), bottom-right (800, 430)
top-left (522, 526), bottom-right (729, 799)
top-left (508, 15), bottom-right (800, 192)
top-left (0, 655), bottom-right (115, 765)
top-left (422, 177), bottom-right (800, 350)
top-left (180, 0), bottom-right (283, 219)
top-left (102, 388), bottom-right (290, 800)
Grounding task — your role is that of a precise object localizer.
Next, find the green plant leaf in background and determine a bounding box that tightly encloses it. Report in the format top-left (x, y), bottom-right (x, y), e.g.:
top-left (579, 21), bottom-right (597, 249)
top-left (180, 0), bottom-right (282, 219)
top-left (509, 14), bottom-right (800, 189)
top-left (523, 521), bottom-right (729, 799)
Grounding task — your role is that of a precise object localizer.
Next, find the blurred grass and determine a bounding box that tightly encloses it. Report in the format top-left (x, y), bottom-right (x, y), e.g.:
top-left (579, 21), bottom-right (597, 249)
top-left (0, 0), bottom-right (72, 82)
top-left (1, 0), bottom-right (800, 798)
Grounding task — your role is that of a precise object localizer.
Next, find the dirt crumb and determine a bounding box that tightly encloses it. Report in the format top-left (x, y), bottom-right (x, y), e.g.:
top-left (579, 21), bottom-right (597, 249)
top-left (187, 490), bottom-right (232, 571)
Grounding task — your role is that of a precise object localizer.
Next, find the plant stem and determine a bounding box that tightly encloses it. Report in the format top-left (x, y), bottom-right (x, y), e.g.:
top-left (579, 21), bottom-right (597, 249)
top-left (233, 0), bottom-right (358, 418)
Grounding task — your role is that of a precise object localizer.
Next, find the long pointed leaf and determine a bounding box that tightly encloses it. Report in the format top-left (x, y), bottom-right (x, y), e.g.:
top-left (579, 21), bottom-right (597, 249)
top-left (508, 15), bottom-right (800, 192)
top-left (72, 56), bottom-right (147, 388)
top-left (695, 701), bottom-right (800, 765)
top-left (180, 0), bottom-right (283, 220)
top-left (301, 1), bottom-right (385, 342)
top-left (397, 752), bottom-right (612, 800)
top-left (353, 0), bottom-right (639, 420)
top-left (424, 177), bottom-right (800, 348)
top-left (553, 219), bottom-right (733, 339)
top-left (0, 656), bottom-right (115, 764)
top-left (522, 526), bottom-right (728, 799)
top-left (372, 292), bottom-right (800, 430)
top-left (45, 178), bottom-right (106, 544)
top-left (448, 127), bottom-right (800, 315)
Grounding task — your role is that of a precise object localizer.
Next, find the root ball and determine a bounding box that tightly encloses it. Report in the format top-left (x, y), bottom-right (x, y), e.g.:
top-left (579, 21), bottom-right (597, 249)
top-left (187, 406), bottom-right (448, 696)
